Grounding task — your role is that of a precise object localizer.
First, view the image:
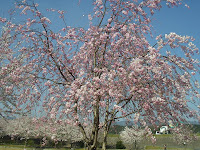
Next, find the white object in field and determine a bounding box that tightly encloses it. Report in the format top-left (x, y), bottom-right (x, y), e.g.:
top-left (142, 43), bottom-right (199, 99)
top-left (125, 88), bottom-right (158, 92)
top-left (156, 131), bottom-right (160, 135)
top-left (160, 126), bottom-right (169, 134)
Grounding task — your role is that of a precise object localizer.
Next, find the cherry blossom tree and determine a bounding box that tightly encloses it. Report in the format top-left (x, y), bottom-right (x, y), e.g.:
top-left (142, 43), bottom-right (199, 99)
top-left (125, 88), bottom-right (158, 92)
top-left (0, 26), bottom-right (26, 119)
top-left (0, 0), bottom-right (200, 150)
top-left (120, 126), bottom-right (146, 150)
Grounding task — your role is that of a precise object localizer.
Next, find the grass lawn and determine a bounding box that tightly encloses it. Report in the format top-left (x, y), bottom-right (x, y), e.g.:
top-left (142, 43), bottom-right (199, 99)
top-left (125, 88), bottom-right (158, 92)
top-left (0, 146), bottom-right (69, 150)
top-left (145, 145), bottom-right (193, 150)
top-left (107, 134), bottom-right (119, 138)
top-left (0, 145), bottom-right (194, 150)
top-left (0, 146), bottom-right (36, 150)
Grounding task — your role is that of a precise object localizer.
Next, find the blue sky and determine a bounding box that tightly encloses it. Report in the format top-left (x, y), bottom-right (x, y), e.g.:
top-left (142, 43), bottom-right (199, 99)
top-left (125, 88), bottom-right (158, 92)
top-left (0, 0), bottom-right (200, 40)
top-left (153, 1), bottom-right (200, 43)
top-left (1, 0), bottom-right (200, 47)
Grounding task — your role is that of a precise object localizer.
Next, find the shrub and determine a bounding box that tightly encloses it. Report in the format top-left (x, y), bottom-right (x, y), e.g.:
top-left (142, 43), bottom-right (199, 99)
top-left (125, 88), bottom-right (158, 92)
top-left (26, 139), bottom-right (35, 146)
top-left (116, 140), bottom-right (126, 149)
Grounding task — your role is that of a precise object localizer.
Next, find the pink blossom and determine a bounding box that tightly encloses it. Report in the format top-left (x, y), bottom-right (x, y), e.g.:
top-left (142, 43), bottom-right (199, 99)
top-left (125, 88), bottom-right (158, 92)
top-left (143, 103), bottom-right (150, 111)
top-left (21, 6), bottom-right (30, 14)
top-left (113, 105), bottom-right (122, 111)
top-left (19, 5), bottom-right (24, 9)
top-left (185, 4), bottom-right (190, 9)
top-left (34, 3), bottom-right (39, 7)
top-left (88, 109), bottom-right (92, 113)
top-left (96, 0), bottom-right (102, 5)
top-left (122, 10), bottom-right (128, 15)
top-left (108, 18), bottom-right (112, 23)
top-left (0, 17), bottom-right (7, 22)
top-left (58, 10), bottom-right (64, 15)
top-left (88, 14), bottom-right (92, 20)
top-left (100, 101), bottom-right (106, 107)
top-left (65, 102), bottom-right (71, 108)
top-left (40, 17), bottom-right (51, 24)
top-left (44, 81), bottom-right (51, 86)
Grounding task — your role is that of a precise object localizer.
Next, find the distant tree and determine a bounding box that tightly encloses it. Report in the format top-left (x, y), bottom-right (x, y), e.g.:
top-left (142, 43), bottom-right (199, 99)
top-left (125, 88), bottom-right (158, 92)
top-left (0, 119), bottom-right (7, 137)
top-left (120, 126), bottom-right (146, 150)
top-left (109, 125), bottom-right (125, 134)
top-left (191, 124), bottom-right (200, 133)
top-left (3, 117), bottom-right (37, 140)
top-left (3, 117), bottom-right (83, 146)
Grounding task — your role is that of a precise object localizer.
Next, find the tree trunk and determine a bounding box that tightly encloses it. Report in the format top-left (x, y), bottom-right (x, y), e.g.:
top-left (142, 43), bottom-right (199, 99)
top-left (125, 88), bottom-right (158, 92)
top-left (102, 129), bottom-right (108, 150)
top-left (88, 97), bottom-right (100, 150)
top-left (102, 119), bottom-right (114, 150)
top-left (87, 144), bottom-right (97, 150)
top-left (134, 140), bottom-right (136, 150)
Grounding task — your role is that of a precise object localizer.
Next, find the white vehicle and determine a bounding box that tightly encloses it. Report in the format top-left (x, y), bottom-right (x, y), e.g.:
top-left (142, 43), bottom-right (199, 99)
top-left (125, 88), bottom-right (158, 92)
top-left (156, 131), bottom-right (160, 135)
top-left (159, 126), bottom-right (169, 134)
top-left (155, 126), bottom-right (169, 135)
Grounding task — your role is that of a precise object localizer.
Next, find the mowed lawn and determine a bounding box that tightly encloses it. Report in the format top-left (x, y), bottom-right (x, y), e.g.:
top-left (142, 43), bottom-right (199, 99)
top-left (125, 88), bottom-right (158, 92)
top-left (1, 134), bottom-right (200, 150)
top-left (0, 146), bottom-right (35, 150)
top-left (0, 145), bottom-right (69, 150)
top-left (0, 145), bottom-right (197, 150)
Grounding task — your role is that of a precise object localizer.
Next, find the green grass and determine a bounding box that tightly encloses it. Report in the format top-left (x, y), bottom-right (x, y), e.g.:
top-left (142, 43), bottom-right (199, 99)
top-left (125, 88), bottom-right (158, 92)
top-left (145, 146), bottom-right (164, 149)
top-left (0, 145), bottom-right (70, 150)
top-left (0, 145), bottom-right (37, 150)
top-left (195, 133), bottom-right (200, 136)
top-left (145, 145), bottom-right (193, 150)
top-left (107, 133), bottom-right (119, 137)
top-left (43, 148), bottom-right (68, 150)
top-left (0, 147), bottom-right (24, 150)
top-left (153, 134), bottom-right (171, 137)
top-left (0, 145), bottom-right (195, 150)
top-left (0, 144), bottom-right (33, 148)
top-left (1, 145), bottom-right (25, 148)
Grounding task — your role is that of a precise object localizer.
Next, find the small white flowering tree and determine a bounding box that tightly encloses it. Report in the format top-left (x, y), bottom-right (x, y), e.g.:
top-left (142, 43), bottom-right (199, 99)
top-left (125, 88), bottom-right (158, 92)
top-left (3, 117), bottom-right (85, 147)
top-left (120, 126), bottom-right (146, 150)
top-left (45, 120), bottom-right (83, 146)
top-left (0, 119), bottom-right (7, 137)
top-left (3, 117), bottom-right (39, 144)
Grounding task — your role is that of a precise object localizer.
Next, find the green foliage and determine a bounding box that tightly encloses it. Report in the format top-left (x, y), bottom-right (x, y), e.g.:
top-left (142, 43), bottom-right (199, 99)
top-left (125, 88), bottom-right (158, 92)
top-left (109, 125), bottom-right (125, 134)
top-left (191, 124), bottom-right (200, 133)
top-left (72, 141), bottom-right (84, 148)
top-left (26, 139), bottom-right (36, 147)
top-left (116, 140), bottom-right (126, 149)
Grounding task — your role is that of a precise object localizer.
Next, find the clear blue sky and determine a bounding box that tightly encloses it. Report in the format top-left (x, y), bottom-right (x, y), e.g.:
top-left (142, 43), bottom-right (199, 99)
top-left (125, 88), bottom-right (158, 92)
top-left (153, 1), bottom-right (200, 44)
top-left (0, 0), bottom-right (200, 44)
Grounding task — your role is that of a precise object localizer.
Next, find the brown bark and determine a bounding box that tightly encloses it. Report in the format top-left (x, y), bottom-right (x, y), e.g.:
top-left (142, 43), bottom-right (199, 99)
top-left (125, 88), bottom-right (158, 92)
top-left (88, 96), bottom-right (100, 150)
top-left (102, 130), bottom-right (108, 150)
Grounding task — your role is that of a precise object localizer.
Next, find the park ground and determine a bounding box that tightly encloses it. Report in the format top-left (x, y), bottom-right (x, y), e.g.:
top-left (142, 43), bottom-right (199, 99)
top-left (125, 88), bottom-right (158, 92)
top-left (1, 134), bottom-right (200, 150)
top-left (0, 146), bottom-right (198, 150)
